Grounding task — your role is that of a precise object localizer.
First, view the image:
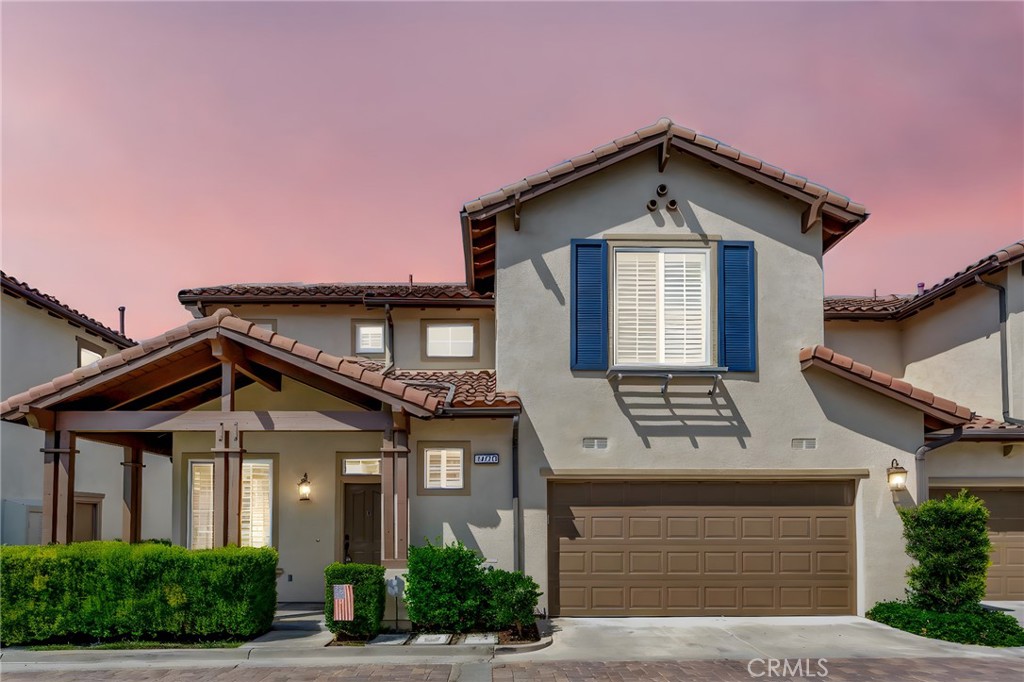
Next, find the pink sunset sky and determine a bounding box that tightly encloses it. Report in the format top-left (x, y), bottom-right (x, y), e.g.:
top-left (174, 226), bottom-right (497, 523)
top-left (2, 2), bottom-right (1022, 340)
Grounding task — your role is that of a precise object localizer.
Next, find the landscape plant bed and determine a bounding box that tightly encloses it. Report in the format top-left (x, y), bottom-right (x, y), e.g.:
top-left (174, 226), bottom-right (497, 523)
top-left (26, 639), bottom-right (244, 651)
top-left (496, 623), bottom-right (540, 645)
top-left (867, 601), bottom-right (1024, 647)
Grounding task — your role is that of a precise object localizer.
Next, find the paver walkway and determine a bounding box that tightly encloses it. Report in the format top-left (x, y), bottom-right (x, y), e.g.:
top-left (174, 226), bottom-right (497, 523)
top-left (4, 658), bottom-right (1024, 681)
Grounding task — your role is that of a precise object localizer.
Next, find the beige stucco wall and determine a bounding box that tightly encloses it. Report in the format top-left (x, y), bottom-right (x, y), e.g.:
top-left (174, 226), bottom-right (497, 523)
top-left (0, 295), bottom-right (172, 543)
top-left (214, 304), bottom-right (495, 371)
top-left (824, 321), bottom-right (904, 377)
top-left (494, 149), bottom-right (926, 614)
top-left (927, 441), bottom-right (1024, 480)
top-left (171, 378), bottom-right (512, 602)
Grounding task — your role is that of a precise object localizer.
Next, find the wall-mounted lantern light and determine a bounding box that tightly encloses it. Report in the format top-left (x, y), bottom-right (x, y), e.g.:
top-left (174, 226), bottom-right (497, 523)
top-left (886, 459), bottom-right (907, 492)
top-left (298, 473), bottom-right (312, 501)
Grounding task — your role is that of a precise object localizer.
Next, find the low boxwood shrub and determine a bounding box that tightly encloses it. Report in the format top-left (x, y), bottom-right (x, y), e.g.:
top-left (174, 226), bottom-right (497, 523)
top-left (898, 490), bottom-right (991, 613)
top-left (405, 539), bottom-right (486, 633)
top-left (482, 568), bottom-right (541, 635)
top-left (0, 542), bottom-right (277, 646)
top-left (323, 562), bottom-right (386, 637)
top-left (867, 601), bottom-right (1024, 647)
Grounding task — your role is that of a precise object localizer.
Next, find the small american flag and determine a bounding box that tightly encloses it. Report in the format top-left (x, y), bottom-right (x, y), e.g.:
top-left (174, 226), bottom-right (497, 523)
top-left (333, 583), bottom-right (354, 621)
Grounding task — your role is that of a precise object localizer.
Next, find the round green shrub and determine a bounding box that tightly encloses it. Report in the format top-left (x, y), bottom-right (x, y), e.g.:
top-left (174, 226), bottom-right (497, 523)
top-left (482, 568), bottom-right (541, 635)
top-left (404, 539), bottom-right (486, 633)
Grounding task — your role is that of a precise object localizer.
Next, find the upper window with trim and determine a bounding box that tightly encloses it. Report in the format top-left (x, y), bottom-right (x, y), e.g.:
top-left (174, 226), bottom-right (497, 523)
top-left (417, 442), bottom-right (471, 496)
top-left (422, 320), bottom-right (477, 360)
top-left (354, 321), bottom-right (385, 355)
top-left (570, 239), bottom-right (756, 373)
top-left (77, 337), bottom-right (105, 368)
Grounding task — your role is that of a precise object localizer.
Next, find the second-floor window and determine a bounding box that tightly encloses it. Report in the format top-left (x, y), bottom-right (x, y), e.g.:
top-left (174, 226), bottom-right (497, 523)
top-left (354, 321), bottom-right (385, 355)
top-left (424, 321), bottom-right (475, 359)
top-left (613, 248), bottom-right (710, 366)
top-left (77, 338), bottom-right (104, 367)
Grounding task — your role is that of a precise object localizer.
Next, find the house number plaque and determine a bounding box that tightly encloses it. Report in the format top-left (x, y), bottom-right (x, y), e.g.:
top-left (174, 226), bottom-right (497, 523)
top-left (473, 453), bottom-right (499, 465)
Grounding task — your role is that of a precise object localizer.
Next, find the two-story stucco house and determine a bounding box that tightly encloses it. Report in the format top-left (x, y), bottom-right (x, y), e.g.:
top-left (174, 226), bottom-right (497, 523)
top-left (2, 119), bottom-right (1019, 615)
top-left (1, 273), bottom-right (172, 544)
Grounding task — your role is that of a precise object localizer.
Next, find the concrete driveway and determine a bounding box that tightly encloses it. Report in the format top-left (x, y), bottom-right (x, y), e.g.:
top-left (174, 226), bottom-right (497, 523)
top-left (520, 616), bottom-right (1024, 662)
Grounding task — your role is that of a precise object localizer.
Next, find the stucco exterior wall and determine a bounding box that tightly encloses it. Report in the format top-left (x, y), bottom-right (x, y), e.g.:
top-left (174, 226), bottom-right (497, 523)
top-left (217, 304), bottom-right (495, 371)
top-left (1, 295), bottom-right (172, 543)
top-left (494, 149), bottom-right (925, 614)
top-left (824, 321), bottom-right (904, 377)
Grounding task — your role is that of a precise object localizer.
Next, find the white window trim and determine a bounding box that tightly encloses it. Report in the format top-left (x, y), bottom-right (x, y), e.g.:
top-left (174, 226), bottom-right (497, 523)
top-left (424, 322), bottom-right (476, 359)
top-left (240, 459), bottom-right (274, 549)
top-left (612, 246), bottom-right (713, 368)
top-left (343, 457), bottom-right (382, 476)
top-left (423, 447), bottom-right (465, 490)
top-left (354, 321), bottom-right (386, 355)
top-left (187, 459), bottom-right (274, 549)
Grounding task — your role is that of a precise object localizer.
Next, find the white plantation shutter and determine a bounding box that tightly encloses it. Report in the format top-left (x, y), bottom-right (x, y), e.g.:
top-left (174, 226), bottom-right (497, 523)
top-left (614, 248), bottom-right (710, 366)
top-left (663, 252), bottom-right (709, 365)
top-left (190, 462), bottom-right (215, 550)
top-left (356, 323), bottom-right (385, 354)
top-left (615, 251), bottom-right (659, 364)
top-left (241, 461), bottom-right (272, 548)
top-left (425, 448), bottom-right (464, 489)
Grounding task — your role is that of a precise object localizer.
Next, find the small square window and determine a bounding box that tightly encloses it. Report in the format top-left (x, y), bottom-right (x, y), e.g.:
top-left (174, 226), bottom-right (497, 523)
top-left (354, 322), bottom-right (385, 355)
top-left (77, 338), bottom-right (104, 368)
top-left (343, 458), bottom-right (381, 475)
top-left (423, 322), bottom-right (476, 359)
top-left (417, 442), bottom-right (471, 495)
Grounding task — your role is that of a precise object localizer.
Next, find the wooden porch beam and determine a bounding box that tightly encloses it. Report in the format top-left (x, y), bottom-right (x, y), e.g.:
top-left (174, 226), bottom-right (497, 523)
top-left (54, 410), bottom-right (392, 432)
top-left (18, 405), bottom-right (54, 430)
top-left (103, 351), bottom-right (222, 410)
top-left (211, 338), bottom-right (282, 393)
top-left (78, 431), bottom-right (172, 457)
top-left (113, 367), bottom-right (221, 412)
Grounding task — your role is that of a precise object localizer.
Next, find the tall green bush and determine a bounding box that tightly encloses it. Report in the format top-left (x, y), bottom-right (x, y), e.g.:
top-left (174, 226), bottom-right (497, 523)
top-left (898, 490), bottom-right (991, 612)
top-left (0, 542), bottom-right (277, 646)
top-left (482, 568), bottom-right (541, 636)
top-left (323, 563), bottom-right (386, 637)
top-left (405, 540), bottom-right (486, 632)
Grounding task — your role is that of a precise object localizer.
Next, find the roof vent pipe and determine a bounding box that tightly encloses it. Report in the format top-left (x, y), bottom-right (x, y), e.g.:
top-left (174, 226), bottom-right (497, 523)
top-left (646, 199), bottom-right (658, 212)
top-left (666, 199), bottom-right (679, 211)
top-left (916, 282), bottom-right (925, 296)
top-left (118, 306), bottom-right (126, 336)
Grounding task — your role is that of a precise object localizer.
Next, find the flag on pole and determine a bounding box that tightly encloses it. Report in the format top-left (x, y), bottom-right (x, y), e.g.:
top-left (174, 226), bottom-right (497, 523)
top-left (333, 583), bottom-right (354, 621)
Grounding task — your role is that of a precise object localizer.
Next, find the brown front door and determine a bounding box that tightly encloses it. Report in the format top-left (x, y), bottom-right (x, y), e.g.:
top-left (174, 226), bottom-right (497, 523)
top-left (549, 480), bottom-right (857, 616)
top-left (345, 484), bottom-right (382, 565)
top-left (930, 487), bottom-right (1024, 601)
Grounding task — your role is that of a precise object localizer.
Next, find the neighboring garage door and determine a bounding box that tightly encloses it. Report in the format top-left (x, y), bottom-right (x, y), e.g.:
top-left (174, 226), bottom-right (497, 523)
top-left (549, 480), bottom-right (856, 616)
top-left (930, 487), bottom-right (1024, 601)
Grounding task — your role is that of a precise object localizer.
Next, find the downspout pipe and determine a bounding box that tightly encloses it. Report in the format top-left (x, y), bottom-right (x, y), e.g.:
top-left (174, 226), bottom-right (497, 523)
top-left (512, 413), bottom-right (521, 572)
top-left (915, 425), bottom-right (963, 504)
top-left (382, 303), bottom-right (395, 376)
top-left (974, 275), bottom-right (1024, 425)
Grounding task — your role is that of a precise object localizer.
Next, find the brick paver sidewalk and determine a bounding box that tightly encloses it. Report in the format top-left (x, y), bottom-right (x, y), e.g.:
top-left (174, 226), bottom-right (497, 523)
top-left (0, 664), bottom-right (452, 682)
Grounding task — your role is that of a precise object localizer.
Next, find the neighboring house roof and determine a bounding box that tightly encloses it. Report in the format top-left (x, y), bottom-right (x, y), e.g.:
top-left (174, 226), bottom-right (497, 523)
top-left (928, 415), bottom-right (1024, 442)
top-left (0, 309), bottom-right (518, 422)
top-left (178, 282), bottom-right (493, 315)
top-left (1, 271), bottom-right (133, 348)
top-left (462, 117), bottom-right (869, 290)
top-left (825, 240), bottom-right (1024, 321)
top-left (799, 345), bottom-right (974, 430)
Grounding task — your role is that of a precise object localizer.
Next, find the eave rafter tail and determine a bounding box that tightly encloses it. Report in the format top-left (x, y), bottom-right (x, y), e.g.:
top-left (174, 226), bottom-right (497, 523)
top-left (209, 336), bottom-right (282, 392)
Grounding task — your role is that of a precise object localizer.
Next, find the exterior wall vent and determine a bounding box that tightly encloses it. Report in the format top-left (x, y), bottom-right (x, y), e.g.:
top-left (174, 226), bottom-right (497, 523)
top-left (791, 438), bottom-right (817, 450)
top-left (583, 437), bottom-right (609, 450)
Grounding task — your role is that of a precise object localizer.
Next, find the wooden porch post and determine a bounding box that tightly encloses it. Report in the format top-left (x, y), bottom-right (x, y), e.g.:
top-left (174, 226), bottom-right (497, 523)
top-left (121, 446), bottom-right (143, 543)
top-left (381, 412), bottom-right (396, 563)
top-left (394, 412), bottom-right (410, 562)
top-left (41, 430), bottom-right (76, 544)
top-left (380, 408), bottom-right (409, 567)
top-left (212, 423), bottom-right (244, 547)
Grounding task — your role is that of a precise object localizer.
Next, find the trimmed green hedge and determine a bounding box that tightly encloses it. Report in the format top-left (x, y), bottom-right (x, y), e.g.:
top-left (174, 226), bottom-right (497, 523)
top-left (482, 569), bottom-right (541, 635)
top-left (0, 542), bottom-right (278, 646)
top-left (323, 563), bottom-right (385, 637)
top-left (405, 540), bottom-right (487, 633)
top-left (867, 601), bottom-right (1024, 647)
top-left (898, 490), bottom-right (991, 612)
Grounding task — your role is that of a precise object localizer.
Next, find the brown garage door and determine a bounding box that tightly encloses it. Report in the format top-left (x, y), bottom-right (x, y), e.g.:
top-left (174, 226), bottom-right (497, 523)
top-left (930, 487), bottom-right (1024, 601)
top-left (549, 481), bottom-right (856, 616)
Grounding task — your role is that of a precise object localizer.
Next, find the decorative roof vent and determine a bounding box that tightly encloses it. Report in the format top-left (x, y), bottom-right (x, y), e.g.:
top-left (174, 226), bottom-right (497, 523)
top-left (791, 438), bottom-right (817, 450)
top-left (583, 437), bottom-right (609, 450)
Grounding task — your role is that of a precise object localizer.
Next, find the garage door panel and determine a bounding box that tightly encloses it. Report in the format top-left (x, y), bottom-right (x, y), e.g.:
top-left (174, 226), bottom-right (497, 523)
top-left (550, 481), bottom-right (856, 616)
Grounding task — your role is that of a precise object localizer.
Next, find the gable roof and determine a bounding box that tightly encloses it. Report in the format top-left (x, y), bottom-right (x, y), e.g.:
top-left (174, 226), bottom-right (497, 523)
top-left (799, 345), bottom-right (973, 430)
top-left (462, 117), bottom-right (869, 290)
top-left (928, 415), bottom-right (1024, 442)
top-left (2, 271), bottom-right (133, 348)
top-left (178, 282), bottom-right (493, 315)
top-left (0, 309), bottom-right (518, 423)
top-left (825, 240), bottom-right (1024, 321)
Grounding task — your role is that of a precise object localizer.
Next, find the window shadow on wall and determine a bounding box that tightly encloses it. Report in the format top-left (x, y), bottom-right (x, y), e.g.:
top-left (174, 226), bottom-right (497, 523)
top-left (612, 378), bottom-right (750, 449)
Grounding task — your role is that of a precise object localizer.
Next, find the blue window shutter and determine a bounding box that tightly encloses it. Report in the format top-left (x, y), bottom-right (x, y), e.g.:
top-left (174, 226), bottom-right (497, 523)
top-left (718, 241), bottom-right (757, 372)
top-left (571, 239), bottom-right (608, 371)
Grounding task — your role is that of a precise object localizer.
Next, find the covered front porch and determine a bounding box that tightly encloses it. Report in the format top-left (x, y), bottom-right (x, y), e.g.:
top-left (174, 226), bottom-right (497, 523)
top-left (1, 309), bottom-right (519, 600)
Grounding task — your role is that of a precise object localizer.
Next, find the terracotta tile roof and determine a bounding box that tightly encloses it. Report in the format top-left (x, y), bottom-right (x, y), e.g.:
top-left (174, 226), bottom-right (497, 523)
top-left (799, 345), bottom-right (973, 428)
top-left (825, 240), bottom-right (1024, 320)
top-left (354, 361), bottom-right (520, 409)
top-left (1, 271), bottom-right (133, 348)
top-left (178, 283), bottom-right (493, 312)
top-left (462, 117), bottom-right (869, 289)
top-left (1, 309), bottom-right (512, 419)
